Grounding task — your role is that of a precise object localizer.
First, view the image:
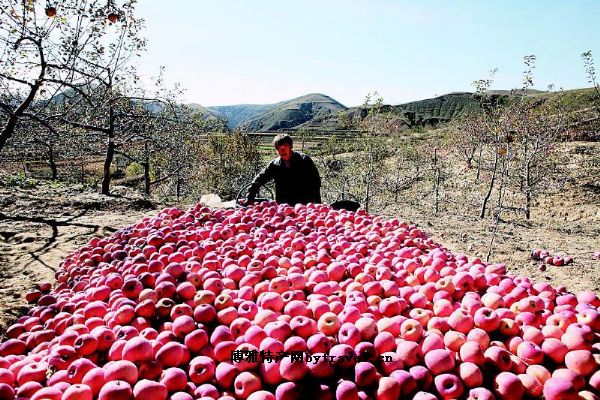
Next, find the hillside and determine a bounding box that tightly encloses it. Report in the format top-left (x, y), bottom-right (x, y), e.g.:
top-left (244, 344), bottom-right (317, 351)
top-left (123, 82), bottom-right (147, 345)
top-left (391, 87), bottom-right (599, 126)
top-left (207, 104), bottom-right (276, 130)
top-left (295, 92), bottom-right (483, 131)
top-left (204, 93), bottom-right (345, 132)
top-left (390, 91), bottom-right (483, 126)
top-left (185, 103), bottom-right (230, 131)
top-left (187, 87), bottom-right (599, 134)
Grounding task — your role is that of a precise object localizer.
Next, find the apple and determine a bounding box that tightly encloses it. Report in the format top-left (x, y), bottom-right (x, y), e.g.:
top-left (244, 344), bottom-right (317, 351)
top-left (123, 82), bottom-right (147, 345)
top-left (434, 373), bottom-right (464, 399)
top-left (376, 376), bottom-right (401, 400)
top-left (494, 372), bottom-right (524, 399)
top-left (234, 371), bottom-right (262, 400)
top-left (484, 346), bottom-right (513, 372)
top-left (336, 380), bottom-right (359, 400)
top-left (98, 380), bottom-right (133, 400)
top-left (543, 377), bottom-right (578, 400)
top-left (459, 341), bottom-right (485, 365)
top-left (459, 362), bottom-right (483, 388)
top-left (400, 319), bottom-right (423, 342)
top-left (133, 380), bottom-right (168, 400)
top-left (564, 350), bottom-right (596, 376)
top-left (45, 6), bottom-right (57, 17)
top-left (424, 349), bottom-right (454, 375)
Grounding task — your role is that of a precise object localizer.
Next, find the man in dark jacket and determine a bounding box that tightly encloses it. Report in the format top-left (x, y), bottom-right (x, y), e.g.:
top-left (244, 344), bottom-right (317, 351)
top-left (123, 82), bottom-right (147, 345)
top-left (246, 134), bottom-right (321, 205)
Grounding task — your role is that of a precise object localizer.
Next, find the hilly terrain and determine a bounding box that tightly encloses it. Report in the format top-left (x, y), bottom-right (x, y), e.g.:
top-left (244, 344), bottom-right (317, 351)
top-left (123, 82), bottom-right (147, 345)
top-left (188, 87), bottom-right (599, 134)
top-left (214, 93), bottom-right (347, 132)
top-left (207, 104), bottom-right (277, 130)
top-left (198, 92), bottom-right (487, 133)
top-left (389, 91), bottom-right (483, 126)
top-left (301, 91), bottom-right (485, 131)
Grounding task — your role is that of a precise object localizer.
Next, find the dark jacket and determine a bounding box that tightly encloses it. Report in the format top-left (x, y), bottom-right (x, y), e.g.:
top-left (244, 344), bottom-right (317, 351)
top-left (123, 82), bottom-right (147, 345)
top-left (249, 151), bottom-right (321, 205)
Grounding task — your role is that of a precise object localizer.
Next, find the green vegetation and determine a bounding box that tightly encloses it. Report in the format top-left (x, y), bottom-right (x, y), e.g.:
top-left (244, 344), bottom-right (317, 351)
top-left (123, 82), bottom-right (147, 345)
top-left (0, 172), bottom-right (39, 189)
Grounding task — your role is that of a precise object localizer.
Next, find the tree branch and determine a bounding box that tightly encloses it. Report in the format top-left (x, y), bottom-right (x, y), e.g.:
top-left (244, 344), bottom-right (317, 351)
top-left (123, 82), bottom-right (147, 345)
top-left (0, 72), bottom-right (33, 87)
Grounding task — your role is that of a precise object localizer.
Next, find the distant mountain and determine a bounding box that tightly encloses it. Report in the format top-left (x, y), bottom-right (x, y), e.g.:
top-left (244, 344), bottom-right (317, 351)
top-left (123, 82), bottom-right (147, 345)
top-left (186, 103), bottom-right (229, 130)
top-left (37, 90), bottom-right (230, 132)
top-left (299, 92), bottom-right (484, 131)
top-left (207, 104), bottom-right (277, 130)
top-left (486, 89), bottom-right (545, 95)
top-left (187, 87), bottom-right (599, 134)
top-left (205, 94), bottom-right (347, 132)
top-left (388, 91), bottom-right (483, 126)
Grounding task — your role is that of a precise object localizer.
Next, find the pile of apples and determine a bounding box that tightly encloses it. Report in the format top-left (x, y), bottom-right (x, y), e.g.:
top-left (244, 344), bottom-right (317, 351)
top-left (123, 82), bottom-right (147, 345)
top-left (531, 249), bottom-right (574, 267)
top-left (1, 201), bottom-right (600, 400)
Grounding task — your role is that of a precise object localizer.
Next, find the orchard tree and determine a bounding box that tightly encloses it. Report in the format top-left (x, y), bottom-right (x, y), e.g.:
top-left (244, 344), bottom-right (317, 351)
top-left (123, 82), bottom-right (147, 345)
top-left (0, 0), bottom-right (145, 157)
top-left (190, 131), bottom-right (261, 202)
top-left (355, 92), bottom-right (401, 212)
top-left (452, 113), bottom-right (488, 176)
top-left (579, 50), bottom-right (600, 138)
top-left (141, 104), bottom-right (206, 200)
top-left (2, 0), bottom-right (150, 194)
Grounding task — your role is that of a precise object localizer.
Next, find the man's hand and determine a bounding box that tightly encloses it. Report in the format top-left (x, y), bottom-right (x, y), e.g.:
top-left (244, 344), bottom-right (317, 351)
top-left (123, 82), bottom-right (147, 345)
top-left (238, 198), bottom-right (254, 207)
top-left (245, 184), bottom-right (260, 204)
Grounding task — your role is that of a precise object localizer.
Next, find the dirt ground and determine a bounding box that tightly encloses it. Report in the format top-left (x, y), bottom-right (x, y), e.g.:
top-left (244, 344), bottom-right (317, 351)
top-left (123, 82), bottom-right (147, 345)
top-left (0, 183), bottom-right (158, 333)
top-left (385, 203), bottom-right (600, 294)
top-left (0, 141), bottom-right (598, 335)
top-left (381, 141), bottom-right (600, 293)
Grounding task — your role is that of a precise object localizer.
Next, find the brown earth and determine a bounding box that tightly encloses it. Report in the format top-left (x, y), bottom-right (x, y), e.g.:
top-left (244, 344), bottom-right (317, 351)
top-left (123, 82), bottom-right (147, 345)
top-left (0, 183), bottom-right (159, 333)
top-left (380, 140), bottom-right (600, 294)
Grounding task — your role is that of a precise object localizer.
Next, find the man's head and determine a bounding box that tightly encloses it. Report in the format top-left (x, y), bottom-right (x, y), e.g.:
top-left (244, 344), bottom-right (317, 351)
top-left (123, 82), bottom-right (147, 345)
top-left (273, 134), bottom-right (293, 161)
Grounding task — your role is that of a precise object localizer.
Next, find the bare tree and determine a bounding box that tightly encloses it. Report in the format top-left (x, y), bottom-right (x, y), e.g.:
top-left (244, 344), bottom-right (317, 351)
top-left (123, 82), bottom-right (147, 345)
top-left (0, 0), bottom-right (145, 157)
top-left (471, 69), bottom-right (504, 219)
top-left (357, 92), bottom-right (399, 212)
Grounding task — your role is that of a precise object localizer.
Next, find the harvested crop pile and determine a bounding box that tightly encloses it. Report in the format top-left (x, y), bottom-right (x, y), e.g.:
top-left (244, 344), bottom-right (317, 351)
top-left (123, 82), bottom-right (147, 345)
top-left (1, 201), bottom-right (599, 400)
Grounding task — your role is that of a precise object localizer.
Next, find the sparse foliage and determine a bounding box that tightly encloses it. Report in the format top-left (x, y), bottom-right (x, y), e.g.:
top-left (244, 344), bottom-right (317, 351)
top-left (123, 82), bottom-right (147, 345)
top-left (0, 0), bottom-right (145, 155)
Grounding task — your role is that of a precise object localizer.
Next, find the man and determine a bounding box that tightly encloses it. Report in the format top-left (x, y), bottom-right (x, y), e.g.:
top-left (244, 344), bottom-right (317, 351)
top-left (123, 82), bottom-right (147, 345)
top-left (246, 134), bottom-right (321, 205)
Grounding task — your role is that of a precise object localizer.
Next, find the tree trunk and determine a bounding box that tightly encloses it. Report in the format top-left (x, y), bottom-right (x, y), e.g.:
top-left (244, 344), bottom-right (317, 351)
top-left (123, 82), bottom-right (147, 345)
top-left (0, 115), bottom-right (20, 153)
top-left (433, 148), bottom-right (440, 216)
top-left (144, 142), bottom-right (150, 196)
top-left (48, 145), bottom-right (58, 180)
top-left (0, 40), bottom-right (45, 153)
top-left (525, 159), bottom-right (532, 220)
top-left (486, 148), bottom-right (510, 261)
top-left (476, 147), bottom-right (483, 181)
top-left (520, 134), bottom-right (529, 192)
top-left (101, 76), bottom-right (115, 196)
top-left (176, 170), bottom-right (181, 203)
top-left (465, 145), bottom-right (476, 168)
top-left (22, 161), bottom-right (30, 177)
top-left (393, 161), bottom-right (401, 203)
top-left (142, 162), bottom-right (150, 196)
top-left (0, 88), bottom-right (41, 152)
top-left (364, 172), bottom-right (371, 213)
top-left (364, 142), bottom-right (373, 213)
top-left (480, 151), bottom-right (499, 219)
top-left (101, 130), bottom-right (115, 195)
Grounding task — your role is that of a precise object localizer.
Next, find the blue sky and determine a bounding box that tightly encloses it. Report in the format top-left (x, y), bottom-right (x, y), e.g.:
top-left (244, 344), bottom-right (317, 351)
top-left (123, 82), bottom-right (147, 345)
top-left (134, 0), bottom-right (600, 107)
